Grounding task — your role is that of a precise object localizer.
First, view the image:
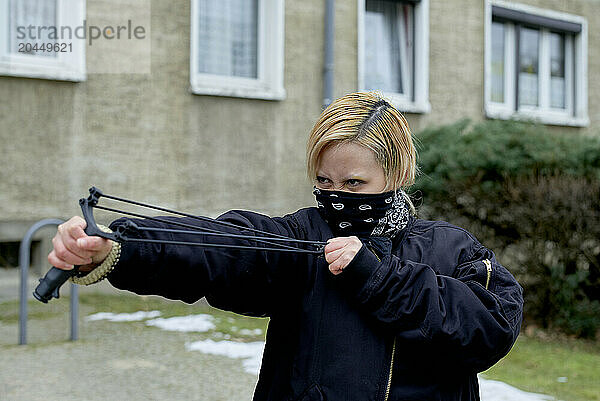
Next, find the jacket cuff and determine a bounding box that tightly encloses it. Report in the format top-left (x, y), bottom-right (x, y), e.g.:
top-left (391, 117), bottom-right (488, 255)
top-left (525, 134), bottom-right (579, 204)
top-left (105, 218), bottom-right (136, 287)
top-left (339, 244), bottom-right (380, 295)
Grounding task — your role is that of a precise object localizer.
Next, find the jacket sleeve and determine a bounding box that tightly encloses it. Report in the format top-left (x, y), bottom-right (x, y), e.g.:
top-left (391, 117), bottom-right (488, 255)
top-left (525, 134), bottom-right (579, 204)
top-left (338, 235), bottom-right (523, 373)
top-left (106, 210), bottom-right (310, 317)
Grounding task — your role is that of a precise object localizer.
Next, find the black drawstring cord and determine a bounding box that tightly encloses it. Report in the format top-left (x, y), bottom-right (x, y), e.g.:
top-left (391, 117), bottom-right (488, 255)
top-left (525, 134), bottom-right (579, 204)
top-left (92, 205), bottom-right (310, 252)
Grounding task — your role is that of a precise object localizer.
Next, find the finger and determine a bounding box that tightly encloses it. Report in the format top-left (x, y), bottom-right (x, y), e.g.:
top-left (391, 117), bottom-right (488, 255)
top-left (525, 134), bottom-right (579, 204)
top-left (67, 222), bottom-right (88, 240)
top-left (329, 255), bottom-right (350, 275)
top-left (58, 217), bottom-right (95, 259)
top-left (57, 216), bottom-right (85, 237)
top-left (325, 246), bottom-right (345, 264)
top-left (52, 236), bottom-right (93, 266)
top-left (77, 236), bottom-right (110, 252)
top-left (330, 265), bottom-right (344, 276)
top-left (325, 237), bottom-right (350, 253)
top-left (48, 250), bottom-right (74, 270)
top-left (329, 252), bottom-right (354, 272)
top-left (58, 232), bottom-right (96, 260)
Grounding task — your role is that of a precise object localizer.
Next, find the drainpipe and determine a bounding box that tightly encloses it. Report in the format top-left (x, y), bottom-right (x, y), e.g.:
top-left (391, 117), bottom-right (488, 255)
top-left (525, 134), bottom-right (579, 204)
top-left (323, 0), bottom-right (335, 109)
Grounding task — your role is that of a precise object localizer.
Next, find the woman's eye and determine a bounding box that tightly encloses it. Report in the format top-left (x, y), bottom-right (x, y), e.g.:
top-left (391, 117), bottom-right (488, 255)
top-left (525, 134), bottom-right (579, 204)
top-left (316, 176), bottom-right (330, 184)
top-left (346, 179), bottom-right (363, 187)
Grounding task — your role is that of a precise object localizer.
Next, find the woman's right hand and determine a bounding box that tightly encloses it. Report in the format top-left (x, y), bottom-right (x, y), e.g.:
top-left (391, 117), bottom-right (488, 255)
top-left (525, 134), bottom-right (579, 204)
top-left (47, 216), bottom-right (113, 271)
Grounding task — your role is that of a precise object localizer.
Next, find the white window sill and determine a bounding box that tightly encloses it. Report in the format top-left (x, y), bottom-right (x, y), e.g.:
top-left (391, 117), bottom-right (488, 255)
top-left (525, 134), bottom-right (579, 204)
top-left (485, 105), bottom-right (589, 127)
top-left (380, 92), bottom-right (431, 114)
top-left (395, 100), bottom-right (431, 115)
top-left (0, 61), bottom-right (85, 82)
top-left (190, 83), bottom-right (286, 101)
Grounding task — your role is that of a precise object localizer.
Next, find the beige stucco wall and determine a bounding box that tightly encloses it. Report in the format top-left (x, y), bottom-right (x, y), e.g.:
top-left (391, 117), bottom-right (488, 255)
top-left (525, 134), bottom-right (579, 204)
top-left (0, 0), bottom-right (332, 229)
top-left (0, 0), bottom-right (598, 239)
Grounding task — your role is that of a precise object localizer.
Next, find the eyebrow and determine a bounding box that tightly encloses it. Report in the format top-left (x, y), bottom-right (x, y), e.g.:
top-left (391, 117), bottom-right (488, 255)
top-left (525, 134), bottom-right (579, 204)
top-left (316, 172), bottom-right (367, 181)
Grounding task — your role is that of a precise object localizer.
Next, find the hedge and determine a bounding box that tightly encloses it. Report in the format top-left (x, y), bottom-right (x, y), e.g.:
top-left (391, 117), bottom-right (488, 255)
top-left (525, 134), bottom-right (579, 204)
top-left (414, 119), bottom-right (600, 338)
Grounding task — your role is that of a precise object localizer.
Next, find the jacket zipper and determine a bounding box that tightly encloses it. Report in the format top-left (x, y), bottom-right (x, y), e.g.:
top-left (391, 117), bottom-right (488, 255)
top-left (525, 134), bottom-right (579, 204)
top-left (367, 243), bottom-right (395, 401)
top-left (483, 259), bottom-right (492, 290)
top-left (383, 337), bottom-right (396, 401)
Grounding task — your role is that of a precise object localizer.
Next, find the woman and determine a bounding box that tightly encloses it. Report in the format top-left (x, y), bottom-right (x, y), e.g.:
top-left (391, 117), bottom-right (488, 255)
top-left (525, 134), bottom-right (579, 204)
top-left (49, 92), bottom-right (523, 401)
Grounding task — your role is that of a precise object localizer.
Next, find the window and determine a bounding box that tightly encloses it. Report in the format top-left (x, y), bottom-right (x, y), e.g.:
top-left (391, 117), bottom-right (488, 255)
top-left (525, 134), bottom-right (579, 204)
top-left (485, 1), bottom-right (588, 126)
top-left (358, 0), bottom-right (430, 113)
top-left (0, 0), bottom-right (86, 81)
top-left (190, 0), bottom-right (285, 100)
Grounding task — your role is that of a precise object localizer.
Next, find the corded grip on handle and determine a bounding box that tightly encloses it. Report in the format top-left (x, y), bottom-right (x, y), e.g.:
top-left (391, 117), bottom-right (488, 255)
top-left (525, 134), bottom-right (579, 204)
top-left (33, 266), bottom-right (79, 303)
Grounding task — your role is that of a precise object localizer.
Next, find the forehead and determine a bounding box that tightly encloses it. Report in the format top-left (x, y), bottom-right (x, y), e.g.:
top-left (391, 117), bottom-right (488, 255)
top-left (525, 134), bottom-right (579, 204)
top-left (317, 142), bottom-right (380, 172)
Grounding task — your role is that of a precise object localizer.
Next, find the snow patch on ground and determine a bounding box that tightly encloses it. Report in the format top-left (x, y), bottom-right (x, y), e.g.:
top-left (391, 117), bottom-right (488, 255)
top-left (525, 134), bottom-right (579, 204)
top-left (186, 339), bottom-right (265, 375)
top-left (146, 314), bottom-right (215, 332)
top-left (85, 311), bottom-right (161, 322)
top-left (479, 377), bottom-right (555, 400)
top-left (238, 328), bottom-right (263, 336)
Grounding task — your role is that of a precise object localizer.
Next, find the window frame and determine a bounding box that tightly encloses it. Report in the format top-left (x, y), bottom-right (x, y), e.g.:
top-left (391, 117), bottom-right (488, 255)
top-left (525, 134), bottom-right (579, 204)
top-left (357, 0), bottom-right (430, 114)
top-left (189, 0), bottom-right (285, 101)
top-left (0, 0), bottom-right (86, 82)
top-left (484, 0), bottom-right (588, 127)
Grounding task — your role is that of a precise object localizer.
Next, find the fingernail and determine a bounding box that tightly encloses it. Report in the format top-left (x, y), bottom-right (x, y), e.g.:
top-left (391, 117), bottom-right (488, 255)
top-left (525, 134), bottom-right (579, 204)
top-left (77, 238), bottom-right (86, 247)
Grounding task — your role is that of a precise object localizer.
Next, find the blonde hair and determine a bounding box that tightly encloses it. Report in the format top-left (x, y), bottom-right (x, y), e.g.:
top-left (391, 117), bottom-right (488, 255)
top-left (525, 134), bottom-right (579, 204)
top-left (306, 92), bottom-right (417, 191)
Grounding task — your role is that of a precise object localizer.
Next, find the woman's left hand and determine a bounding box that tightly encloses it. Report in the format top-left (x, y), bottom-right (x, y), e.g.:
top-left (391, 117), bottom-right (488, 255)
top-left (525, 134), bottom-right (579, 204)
top-left (324, 236), bottom-right (363, 275)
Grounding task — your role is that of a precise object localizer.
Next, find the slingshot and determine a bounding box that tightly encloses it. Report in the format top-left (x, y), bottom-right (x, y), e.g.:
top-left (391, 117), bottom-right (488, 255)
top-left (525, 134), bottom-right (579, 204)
top-left (33, 187), bottom-right (327, 303)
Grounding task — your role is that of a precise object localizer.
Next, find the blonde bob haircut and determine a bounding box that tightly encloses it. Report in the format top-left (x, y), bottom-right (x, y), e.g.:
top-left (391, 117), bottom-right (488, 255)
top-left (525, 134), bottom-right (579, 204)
top-left (306, 92), bottom-right (417, 191)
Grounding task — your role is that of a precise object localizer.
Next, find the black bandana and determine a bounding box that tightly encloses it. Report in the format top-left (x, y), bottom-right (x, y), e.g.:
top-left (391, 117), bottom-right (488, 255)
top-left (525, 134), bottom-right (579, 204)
top-left (313, 187), bottom-right (410, 238)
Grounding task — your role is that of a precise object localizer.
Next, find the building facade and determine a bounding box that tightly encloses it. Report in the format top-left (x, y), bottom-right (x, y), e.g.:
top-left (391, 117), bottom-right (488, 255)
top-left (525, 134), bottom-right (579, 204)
top-left (0, 0), bottom-right (598, 268)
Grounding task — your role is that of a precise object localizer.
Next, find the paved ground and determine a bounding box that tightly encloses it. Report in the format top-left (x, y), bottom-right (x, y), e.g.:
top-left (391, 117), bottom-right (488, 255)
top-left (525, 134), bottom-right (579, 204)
top-left (0, 268), bottom-right (257, 401)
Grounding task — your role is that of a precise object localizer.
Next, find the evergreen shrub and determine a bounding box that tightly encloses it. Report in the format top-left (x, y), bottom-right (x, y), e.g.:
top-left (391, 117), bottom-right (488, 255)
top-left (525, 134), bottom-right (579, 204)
top-left (414, 119), bottom-right (600, 338)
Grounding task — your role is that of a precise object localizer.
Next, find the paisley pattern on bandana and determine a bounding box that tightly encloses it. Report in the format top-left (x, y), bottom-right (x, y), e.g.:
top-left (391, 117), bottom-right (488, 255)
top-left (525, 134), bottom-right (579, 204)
top-left (313, 187), bottom-right (410, 238)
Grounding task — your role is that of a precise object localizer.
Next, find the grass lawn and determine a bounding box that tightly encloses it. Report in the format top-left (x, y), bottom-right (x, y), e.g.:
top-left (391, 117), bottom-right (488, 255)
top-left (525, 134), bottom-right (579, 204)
top-left (482, 332), bottom-right (600, 401)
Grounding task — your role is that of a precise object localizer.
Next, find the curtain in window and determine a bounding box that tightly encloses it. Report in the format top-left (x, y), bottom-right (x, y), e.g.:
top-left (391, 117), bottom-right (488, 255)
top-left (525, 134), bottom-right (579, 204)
top-left (10, 0), bottom-right (57, 57)
top-left (490, 22), bottom-right (505, 103)
top-left (364, 0), bottom-right (413, 95)
top-left (197, 0), bottom-right (258, 79)
top-left (518, 27), bottom-right (539, 107)
top-left (550, 32), bottom-right (566, 109)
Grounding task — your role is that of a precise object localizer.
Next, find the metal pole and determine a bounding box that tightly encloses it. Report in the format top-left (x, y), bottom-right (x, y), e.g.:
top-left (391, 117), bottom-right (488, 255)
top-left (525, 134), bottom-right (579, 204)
top-left (70, 283), bottom-right (79, 341)
top-left (19, 218), bottom-right (64, 345)
top-left (323, 0), bottom-right (335, 109)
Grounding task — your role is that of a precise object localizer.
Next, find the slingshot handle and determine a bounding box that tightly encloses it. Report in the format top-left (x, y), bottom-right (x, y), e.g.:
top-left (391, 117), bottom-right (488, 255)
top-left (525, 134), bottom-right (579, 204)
top-left (33, 266), bottom-right (78, 303)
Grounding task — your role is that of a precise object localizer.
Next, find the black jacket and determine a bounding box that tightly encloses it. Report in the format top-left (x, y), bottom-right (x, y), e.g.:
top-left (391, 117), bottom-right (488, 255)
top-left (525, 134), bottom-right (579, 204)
top-left (107, 207), bottom-right (523, 401)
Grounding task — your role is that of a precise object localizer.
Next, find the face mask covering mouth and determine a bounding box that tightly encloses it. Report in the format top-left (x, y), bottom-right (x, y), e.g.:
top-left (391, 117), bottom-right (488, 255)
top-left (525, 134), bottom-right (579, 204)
top-left (313, 187), bottom-right (410, 238)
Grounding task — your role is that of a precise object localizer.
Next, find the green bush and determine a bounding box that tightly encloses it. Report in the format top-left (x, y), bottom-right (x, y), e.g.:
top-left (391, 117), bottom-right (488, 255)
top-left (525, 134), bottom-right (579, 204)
top-left (414, 119), bottom-right (600, 338)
